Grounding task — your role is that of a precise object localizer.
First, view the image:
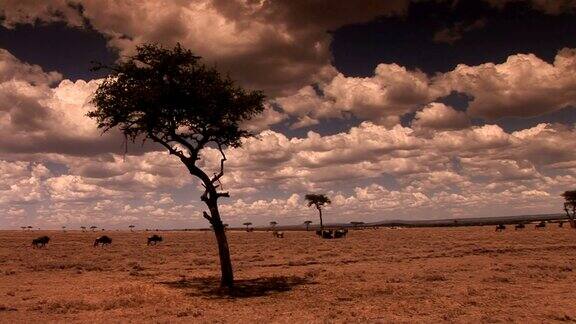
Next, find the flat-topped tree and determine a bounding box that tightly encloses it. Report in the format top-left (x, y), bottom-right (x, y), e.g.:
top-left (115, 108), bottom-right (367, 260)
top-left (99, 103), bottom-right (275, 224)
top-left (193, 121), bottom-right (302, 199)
top-left (269, 221), bottom-right (278, 230)
top-left (88, 43), bottom-right (265, 289)
top-left (303, 220), bottom-right (312, 231)
top-left (243, 222), bottom-right (253, 232)
top-left (305, 194), bottom-right (331, 230)
top-left (562, 190), bottom-right (576, 228)
top-left (129, 224), bottom-right (135, 232)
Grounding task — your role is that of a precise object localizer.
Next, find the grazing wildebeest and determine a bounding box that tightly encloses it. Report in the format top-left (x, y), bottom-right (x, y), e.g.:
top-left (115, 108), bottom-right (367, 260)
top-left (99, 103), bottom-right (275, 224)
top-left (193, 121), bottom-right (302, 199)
top-left (32, 236), bottom-right (50, 248)
top-left (94, 235), bottom-right (112, 247)
top-left (316, 229), bottom-right (334, 239)
top-left (535, 221), bottom-right (546, 229)
top-left (334, 229), bottom-right (348, 238)
top-left (515, 223), bottom-right (525, 230)
top-left (495, 224), bottom-right (506, 232)
top-left (272, 231), bottom-right (284, 238)
top-left (147, 234), bottom-right (163, 245)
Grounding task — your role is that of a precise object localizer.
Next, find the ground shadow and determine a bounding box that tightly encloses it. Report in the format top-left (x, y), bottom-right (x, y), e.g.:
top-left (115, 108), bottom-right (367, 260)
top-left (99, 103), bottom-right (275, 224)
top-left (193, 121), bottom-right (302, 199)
top-left (161, 275), bottom-right (315, 299)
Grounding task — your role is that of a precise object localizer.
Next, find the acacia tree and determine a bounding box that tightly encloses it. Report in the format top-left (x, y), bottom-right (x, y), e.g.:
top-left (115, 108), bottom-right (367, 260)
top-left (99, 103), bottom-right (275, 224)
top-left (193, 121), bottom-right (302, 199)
top-left (88, 44), bottom-right (264, 289)
top-left (305, 194), bottom-right (331, 230)
top-left (243, 222), bottom-right (253, 232)
top-left (562, 190), bottom-right (576, 228)
top-left (129, 224), bottom-right (135, 232)
top-left (303, 220), bottom-right (312, 231)
top-left (269, 221), bottom-right (278, 230)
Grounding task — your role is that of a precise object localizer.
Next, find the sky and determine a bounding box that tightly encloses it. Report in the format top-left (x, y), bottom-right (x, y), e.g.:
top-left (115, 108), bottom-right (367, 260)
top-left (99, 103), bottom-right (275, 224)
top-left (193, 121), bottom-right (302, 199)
top-left (1, 0), bottom-right (576, 230)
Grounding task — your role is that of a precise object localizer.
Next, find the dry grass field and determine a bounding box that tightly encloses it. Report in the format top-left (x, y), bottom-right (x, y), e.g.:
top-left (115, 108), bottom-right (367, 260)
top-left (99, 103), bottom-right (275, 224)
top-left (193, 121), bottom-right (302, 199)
top-left (0, 226), bottom-right (575, 323)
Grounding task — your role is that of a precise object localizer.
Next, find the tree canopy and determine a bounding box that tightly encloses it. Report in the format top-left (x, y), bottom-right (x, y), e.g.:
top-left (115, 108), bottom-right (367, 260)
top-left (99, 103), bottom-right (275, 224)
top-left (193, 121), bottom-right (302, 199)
top-left (305, 194), bottom-right (332, 209)
top-left (88, 43), bottom-right (265, 162)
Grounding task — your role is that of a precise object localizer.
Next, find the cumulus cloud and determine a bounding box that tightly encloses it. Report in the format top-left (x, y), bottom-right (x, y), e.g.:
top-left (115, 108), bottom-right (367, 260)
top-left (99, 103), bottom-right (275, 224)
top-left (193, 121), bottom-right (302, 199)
top-left (276, 64), bottom-right (442, 128)
top-left (2, 120), bottom-right (575, 228)
top-left (412, 103), bottom-right (470, 132)
top-left (0, 0), bottom-right (411, 95)
top-left (437, 48), bottom-right (576, 120)
top-left (277, 48), bottom-right (576, 125)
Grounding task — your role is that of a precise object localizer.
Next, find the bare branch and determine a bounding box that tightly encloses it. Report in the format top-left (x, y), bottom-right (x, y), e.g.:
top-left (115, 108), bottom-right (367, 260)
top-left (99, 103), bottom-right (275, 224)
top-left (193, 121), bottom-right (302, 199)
top-left (211, 143), bottom-right (227, 184)
top-left (202, 211), bottom-right (212, 222)
top-left (149, 133), bottom-right (186, 160)
top-left (217, 192), bottom-right (230, 198)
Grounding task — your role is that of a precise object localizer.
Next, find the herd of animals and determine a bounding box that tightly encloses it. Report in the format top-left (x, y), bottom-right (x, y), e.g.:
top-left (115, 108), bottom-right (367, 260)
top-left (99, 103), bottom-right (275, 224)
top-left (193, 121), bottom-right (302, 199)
top-left (29, 221), bottom-right (565, 248)
top-left (31, 234), bottom-right (163, 248)
top-left (495, 220), bottom-right (564, 232)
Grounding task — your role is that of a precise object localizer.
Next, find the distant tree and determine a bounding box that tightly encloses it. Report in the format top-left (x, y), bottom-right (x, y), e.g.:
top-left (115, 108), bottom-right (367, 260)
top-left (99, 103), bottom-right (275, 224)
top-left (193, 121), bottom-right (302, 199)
top-left (305, 194), bottom-right (331, 230)
top-left (90, 226), bottom-right (97, 232)
top-left (129, 225), bottom-right (135, 232)
top-left (243, 222), bottom-right (253, 232)
top-left (88, 43), bottom-right (265, 289)
top-left (62, 226), bottom-right (67, 232)
top-left (26, 226), bottom-right (33, 231)
top-left (269, 221), bottom-right (278, 231)
top-left (20, 226), bottom-right (26, 231)
top-left (350, 221), bottom-right (365, 229)
top-left (303, 220), bottom-right (313, 231)
top-left (562, 190), bottom-right (576, 228)
top-left (80, 226), bottom-right (87, 232)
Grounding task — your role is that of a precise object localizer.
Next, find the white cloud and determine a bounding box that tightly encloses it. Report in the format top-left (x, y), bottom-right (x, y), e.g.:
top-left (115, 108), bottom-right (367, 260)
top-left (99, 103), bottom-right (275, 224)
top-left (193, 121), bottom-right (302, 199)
top-left (436, 48), bottom-right (576, 120)
top-left (412, 103), bottom-right (470, 132)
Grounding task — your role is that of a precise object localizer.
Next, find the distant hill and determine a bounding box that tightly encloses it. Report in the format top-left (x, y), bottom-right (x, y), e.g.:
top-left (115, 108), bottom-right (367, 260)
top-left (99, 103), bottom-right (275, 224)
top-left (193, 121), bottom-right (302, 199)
top-left (269, 213), bottom-right (569, 231)
top-left (171, 213), bottom-right (570, 231)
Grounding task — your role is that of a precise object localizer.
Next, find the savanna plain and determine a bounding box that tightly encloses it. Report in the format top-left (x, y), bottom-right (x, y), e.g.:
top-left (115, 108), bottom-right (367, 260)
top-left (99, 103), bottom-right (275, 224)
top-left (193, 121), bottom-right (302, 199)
top-left (0, 226), bottom-right (575, 323)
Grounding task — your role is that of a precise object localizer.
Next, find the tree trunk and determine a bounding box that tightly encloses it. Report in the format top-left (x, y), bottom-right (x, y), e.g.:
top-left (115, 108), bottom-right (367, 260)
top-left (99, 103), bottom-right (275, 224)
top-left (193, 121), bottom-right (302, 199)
top-left (318, 207), bottom-right (323, 230)
top-left (207, 201), bottom-right (234, 289)
top-left (564, 207), bottom-right (576, 229)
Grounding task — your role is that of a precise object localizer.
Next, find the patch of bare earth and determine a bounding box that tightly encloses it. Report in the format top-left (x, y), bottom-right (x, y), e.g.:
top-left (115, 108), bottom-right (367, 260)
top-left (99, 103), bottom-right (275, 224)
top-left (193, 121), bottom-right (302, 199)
top-left (0, 227), bottom-right (575, 322)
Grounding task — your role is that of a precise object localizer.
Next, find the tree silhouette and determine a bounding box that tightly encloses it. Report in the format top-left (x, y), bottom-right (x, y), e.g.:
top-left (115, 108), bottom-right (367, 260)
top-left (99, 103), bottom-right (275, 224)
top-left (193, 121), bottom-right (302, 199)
top-left (80, 226), bottom-right (87, 232)
top-left (129, 225), bottom-right (135, 232)
top-left (62, 226), bottom-right (67, 232)
top-left (88, 44), bottom-right (265, 289)
top-left (303, 220), bottom-right (312, 231)
top-left (26, 226), bottom-right (33, 231)
top-left (243, 222), bottom-right (253, 232)
top-left (20, 226), bottom-right (26, 231)
top-left (269, 221), bottom-right (278, 230)
top-left (350, 221), bottom-right (365, 229)
top-left (305, 194), bottom-right (331, 230)
top-left (562, 190), bottom-right (576, 228)
top-left (90, 226), bottom-right (97, 232)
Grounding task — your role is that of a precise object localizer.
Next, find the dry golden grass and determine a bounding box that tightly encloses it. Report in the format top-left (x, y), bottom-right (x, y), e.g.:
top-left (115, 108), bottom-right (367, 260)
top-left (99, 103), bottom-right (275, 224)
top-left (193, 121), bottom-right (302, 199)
top-left (1, 226), bottom-right (575, 323)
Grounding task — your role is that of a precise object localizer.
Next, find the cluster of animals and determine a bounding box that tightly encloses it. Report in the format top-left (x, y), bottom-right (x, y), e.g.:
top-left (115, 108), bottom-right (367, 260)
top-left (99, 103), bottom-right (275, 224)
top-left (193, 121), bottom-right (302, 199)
top-left (32, 234), bottom-right (163, 248)
top-left (315, 228), bottom-right (348, 239)
top-left (495, 220), bottom-right (562, 232)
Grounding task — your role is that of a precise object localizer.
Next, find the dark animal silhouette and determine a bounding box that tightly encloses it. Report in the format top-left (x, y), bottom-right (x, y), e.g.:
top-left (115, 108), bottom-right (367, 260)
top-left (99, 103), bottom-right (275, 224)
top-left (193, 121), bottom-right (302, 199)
top-left (316, 229), bottom-right (334, 239)
top-left (535, 221), bottom-right (546, 229)
top-left (558, 221), bottom-right (565, 228)
top-left (94, 235), bottom-right (112, 247)
top-left (334, 229), bottom-right (348, 238)
top-left (147, 234), bottom-right (163, 245)
top-left (515, 223), bottom-right (525, 230)
top-left (495, 224), bottom-right (506, 232)
top-left (272, 231), bottom-right (284, 238)
top-left (32, 236), bottom-right (50, 248)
